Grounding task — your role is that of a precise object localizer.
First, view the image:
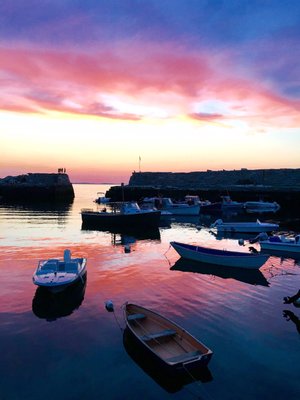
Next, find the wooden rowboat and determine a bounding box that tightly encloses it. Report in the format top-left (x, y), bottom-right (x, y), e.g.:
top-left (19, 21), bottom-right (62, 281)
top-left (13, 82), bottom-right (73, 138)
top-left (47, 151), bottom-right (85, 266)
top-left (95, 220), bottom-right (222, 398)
top-left (123, 303), bottom-right (213, 372)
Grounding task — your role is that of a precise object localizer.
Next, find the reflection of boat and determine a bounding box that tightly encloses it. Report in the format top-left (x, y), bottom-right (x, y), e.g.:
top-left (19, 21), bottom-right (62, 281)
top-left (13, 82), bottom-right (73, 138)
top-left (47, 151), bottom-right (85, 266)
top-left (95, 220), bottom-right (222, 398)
top-left (81, 224), bottom-right (161, 243)
top-left (170, 241), bottom-right (269, 269)
top-left (170, 258), bottom-right (269, 286)
top-left (33, 249), bottom-right (87, 292)
top-left (170, 214), bottom-right (200, 225)
top-left (81, 202), bottom-right (161, 228)
top-left (283, 310), bottom-right (300, 334)
top-left (200, 202), bottom-right (222, 213)
top-left (123, 328), bottom-right (212, 393)
top-left (123, 303), bottom-right (213, 373)
top-left (244, 200), bottom-right (280, 212)
top-left (211, 218), bottom-right (279, 233)
top-left (32, 273), bottom-right (87, 321)
top-left (283, 290), bottom-right (300, 306)
top-left (211, 230), bottom-right (258, 241)
top-left (142, 197), bottom-right (200, 215)
top-left (257, 233), bottom-right (300, 258)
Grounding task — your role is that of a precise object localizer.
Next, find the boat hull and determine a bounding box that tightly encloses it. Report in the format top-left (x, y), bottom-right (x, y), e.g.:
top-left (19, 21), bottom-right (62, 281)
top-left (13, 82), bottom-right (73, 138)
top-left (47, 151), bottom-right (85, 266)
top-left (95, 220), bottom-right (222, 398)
top-left (216, 225), bottom-right (278, 233)
top-left (244, 201), bottom-right (279, 211)
top-left (164, 204), bottom-right (200, 216)
top-left (170, 241), bottom-right (269, 269)
top-left (33, 258), bottom-right (87, 293)
top-left (260, 242), bottom-right (300, 252)
top-left (212, 219), bottom-right (279, 233)
top-left (259, 241), bottom-right (300, 258)
top-left (81, 210), bottom-right (161, 228)
top-left (123, 328), bottom-right (212, 392)
top-left (124, 303), bottom-right (213, 372)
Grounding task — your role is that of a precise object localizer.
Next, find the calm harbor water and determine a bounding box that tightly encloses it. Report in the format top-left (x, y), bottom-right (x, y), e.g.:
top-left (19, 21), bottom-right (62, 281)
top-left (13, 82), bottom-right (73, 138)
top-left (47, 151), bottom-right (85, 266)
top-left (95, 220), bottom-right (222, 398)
top-left (1, 184), bottom-right (300, 400)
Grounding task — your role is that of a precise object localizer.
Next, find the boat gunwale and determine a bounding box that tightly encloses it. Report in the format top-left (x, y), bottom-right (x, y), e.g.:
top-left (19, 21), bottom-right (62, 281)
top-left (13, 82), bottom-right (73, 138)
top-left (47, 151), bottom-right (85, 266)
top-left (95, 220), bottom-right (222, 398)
top-left (123, 303), bottom-right (212, 368)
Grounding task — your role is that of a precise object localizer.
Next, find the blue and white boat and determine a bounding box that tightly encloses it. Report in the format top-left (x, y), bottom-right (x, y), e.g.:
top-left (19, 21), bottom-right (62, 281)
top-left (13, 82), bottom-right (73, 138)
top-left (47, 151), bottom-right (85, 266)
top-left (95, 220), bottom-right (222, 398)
top-left (170, 241), bottom-right (269, 269)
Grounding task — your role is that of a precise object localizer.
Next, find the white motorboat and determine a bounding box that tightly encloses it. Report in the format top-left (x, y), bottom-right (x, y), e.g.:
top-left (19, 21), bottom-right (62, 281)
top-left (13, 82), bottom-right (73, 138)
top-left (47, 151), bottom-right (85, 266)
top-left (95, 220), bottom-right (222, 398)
top-left (255, 233), bottom-right (300, 255)
top-left (211, 218), bottom-right (279, 233)
top-left (142, 197), bottom-right (200, 216)
top-left (170, 241), bottom-right (269, 269)
top-left (33, 249), bottom-right (87, 292)
top-left (244, 200), bottom-right (280, 212)
top-left (221, 195), bottom-right (244, 210)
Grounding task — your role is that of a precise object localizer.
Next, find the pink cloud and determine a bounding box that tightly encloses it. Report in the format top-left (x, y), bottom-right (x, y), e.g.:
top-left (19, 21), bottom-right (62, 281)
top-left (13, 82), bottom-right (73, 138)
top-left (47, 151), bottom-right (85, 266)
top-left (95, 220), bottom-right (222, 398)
top-left (0, 41), bottom-right (299, 127)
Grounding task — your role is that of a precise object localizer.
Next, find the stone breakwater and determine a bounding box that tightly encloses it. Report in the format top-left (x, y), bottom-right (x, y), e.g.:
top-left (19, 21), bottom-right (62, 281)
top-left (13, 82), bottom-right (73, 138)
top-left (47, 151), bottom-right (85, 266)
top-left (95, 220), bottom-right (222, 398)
top-left (106, 168), bottom-right (300, 214)
top-left (0, 173), bottom-right (74, 201)
top-left (129, 168), bottom-right (300, 190)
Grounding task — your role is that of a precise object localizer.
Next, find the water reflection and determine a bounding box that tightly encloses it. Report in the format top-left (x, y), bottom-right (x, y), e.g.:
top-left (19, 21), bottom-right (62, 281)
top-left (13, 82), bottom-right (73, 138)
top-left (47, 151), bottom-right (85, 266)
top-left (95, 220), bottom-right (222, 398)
top-left (170, 215), bottom-right (200, 226)
top-left (81, 224), bottom-right (161, 245)
top-left (32, 273), bottom-right (87, 321)
top-left (123, 328), bottom-right (212, 394)
top-left (171, 258), bottom-right (269, 286)
top-left (0, 201), bottom-right (72, 226)
top-left (210, 230), bottom-right (258, 241)
top-left (283, 310), bottom-right (300, 335)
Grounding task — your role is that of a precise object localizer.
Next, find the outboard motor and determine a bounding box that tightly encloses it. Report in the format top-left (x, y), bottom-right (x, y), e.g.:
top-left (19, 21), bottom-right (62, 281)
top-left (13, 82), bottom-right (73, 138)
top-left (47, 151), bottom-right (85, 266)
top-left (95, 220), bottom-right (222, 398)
top-left (249, 232), bottom-right (268, 244)
top-left (64, 249), bottom-right (71, 262)
top-left (210, 219), bottom-right (223, 228)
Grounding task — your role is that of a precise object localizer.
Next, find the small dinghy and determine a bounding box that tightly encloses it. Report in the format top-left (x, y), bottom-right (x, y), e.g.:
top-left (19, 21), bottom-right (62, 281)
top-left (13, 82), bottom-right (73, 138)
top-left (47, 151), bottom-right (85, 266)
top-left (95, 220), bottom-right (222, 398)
top-left (170, 241), bottom-right (269, 269)
top-left (33, 249), bottom-right (87, 293)
top-left (123, 303), bottom-right (213, 372)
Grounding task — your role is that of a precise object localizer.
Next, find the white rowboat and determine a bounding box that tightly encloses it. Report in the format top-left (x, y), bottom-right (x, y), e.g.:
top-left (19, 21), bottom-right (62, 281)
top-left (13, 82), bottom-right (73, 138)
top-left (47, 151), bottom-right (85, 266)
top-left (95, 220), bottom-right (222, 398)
top-left (170, 241), bottom-right (269, 269)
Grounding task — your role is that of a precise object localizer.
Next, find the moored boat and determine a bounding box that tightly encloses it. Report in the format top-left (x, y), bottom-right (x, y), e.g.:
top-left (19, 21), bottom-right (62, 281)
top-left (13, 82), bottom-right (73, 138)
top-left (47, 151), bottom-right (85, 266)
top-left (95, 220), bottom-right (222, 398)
top-left (81, 201), bottom-right (161, 228)
top-left (255, 233), bottom-right (300, 256)
top-left (211, 218), bottom-right (279, 233)
top-left (142, 197), bottom-right (200, 216)
top-left (170, 241), bottom-right (269, 269)
top-left (244, 200), bottom-right (280, 212)
top-left (32, 249), bottom-right (87, 292)
top-left (221, 195), bottom-right (244, 210)
top-left (123, 303), bottom-right (213, 372)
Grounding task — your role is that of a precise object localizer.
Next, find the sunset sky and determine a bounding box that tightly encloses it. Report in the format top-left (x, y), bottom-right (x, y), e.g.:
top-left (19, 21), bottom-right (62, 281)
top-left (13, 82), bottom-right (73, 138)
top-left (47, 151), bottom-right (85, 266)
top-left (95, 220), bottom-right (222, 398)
top-left (1, 1), bottom-right (300, 183)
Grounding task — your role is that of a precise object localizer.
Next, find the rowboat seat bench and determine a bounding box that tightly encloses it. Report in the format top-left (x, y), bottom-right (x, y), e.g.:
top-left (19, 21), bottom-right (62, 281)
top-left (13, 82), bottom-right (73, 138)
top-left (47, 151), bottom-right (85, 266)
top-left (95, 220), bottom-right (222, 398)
top-left (141, 329), bottom-right (176, 341)
top-left (166, 350), bottom-right (201, 363)
top-left (128, 313), bottom-right (146, 321)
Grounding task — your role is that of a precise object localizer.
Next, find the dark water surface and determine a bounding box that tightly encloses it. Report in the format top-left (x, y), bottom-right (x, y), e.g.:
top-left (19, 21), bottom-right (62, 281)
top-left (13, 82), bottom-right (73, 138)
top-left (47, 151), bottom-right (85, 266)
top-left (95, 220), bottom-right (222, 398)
top-left (1, 184), bottom-right (300, 400)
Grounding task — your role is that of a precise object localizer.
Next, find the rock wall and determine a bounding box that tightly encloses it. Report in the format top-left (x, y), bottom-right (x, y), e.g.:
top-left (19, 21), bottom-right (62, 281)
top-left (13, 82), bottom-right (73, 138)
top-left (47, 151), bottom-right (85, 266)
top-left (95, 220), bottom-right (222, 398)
top-left (0, 173), bottom-right (75, 201)
top-left (129, 168), bottom-right (300, 191)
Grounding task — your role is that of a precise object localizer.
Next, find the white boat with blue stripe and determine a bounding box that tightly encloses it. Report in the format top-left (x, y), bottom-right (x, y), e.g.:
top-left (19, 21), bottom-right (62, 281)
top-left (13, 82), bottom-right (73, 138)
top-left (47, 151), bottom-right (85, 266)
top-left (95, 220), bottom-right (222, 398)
top-left (170, 241), bottom-right (269, 269)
